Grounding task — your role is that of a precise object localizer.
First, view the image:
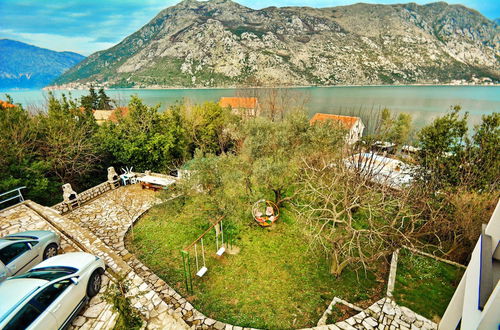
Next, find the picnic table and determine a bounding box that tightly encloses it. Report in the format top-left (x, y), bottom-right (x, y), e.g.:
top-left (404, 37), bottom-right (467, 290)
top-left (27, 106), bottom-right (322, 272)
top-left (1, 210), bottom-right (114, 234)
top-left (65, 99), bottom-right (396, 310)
top-left (138, 175), bottom-right (176, 191)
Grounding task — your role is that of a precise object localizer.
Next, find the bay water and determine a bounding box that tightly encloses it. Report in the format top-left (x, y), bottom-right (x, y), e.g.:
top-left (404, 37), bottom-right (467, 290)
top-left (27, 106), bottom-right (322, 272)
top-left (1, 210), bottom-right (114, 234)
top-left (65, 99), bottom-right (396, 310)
top-left (3, 85), bottom-right (499, 130)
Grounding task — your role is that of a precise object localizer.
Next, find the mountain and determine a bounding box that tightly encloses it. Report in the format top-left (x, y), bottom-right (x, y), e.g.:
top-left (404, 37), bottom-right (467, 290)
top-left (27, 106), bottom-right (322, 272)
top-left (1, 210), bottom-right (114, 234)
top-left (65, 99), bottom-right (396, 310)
top-left (0, 39), bottom-right (84, 89)
top-left (54, 0), bottom-right (500, 88)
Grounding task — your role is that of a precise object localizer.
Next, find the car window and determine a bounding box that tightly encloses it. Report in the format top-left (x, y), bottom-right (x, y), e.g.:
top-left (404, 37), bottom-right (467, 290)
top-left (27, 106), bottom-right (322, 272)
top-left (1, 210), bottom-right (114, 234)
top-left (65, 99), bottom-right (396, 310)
top-left (0, 242), bottom-right (31, 265)
top-left (28, 240), bottom-right (39, 247)
top-left (3, 303), bottom-right (41, 330)
top-left (14, 267), bottom-right (76, 281)
top-left (32, 279), bottom-right (72, 310)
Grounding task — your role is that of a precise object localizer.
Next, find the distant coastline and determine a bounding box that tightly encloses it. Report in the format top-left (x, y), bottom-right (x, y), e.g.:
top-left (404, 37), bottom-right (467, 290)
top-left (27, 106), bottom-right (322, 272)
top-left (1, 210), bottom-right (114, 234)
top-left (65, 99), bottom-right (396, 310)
top-left (42, 82), bottom-right (500, 92)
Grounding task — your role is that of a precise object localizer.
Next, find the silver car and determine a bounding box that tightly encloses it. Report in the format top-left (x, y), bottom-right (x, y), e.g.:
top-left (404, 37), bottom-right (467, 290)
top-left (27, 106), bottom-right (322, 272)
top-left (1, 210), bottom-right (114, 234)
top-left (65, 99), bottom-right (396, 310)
top-left (0, 252), bottom-right (105, 330)
top-left (0, 230), bottom-right (60, 282)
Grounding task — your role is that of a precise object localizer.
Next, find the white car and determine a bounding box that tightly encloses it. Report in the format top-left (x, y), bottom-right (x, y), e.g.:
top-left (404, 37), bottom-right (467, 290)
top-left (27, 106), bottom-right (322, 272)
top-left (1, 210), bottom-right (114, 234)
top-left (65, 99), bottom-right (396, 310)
top-left (0, 252), bottom-right (105, 330)
top-left (0, 230), bottom-right (60, 282)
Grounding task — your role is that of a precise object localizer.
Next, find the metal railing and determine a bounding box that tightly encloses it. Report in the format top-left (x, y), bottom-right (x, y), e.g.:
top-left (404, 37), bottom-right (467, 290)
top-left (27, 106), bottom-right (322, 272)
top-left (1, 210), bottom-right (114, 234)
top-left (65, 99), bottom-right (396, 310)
top-left (0, 186), bottom-right (26, 208)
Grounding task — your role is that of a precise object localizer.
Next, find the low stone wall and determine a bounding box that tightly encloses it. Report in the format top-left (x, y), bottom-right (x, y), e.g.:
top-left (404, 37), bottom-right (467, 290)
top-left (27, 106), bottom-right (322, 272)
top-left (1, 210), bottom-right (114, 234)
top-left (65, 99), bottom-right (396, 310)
top-left (52, 181), bottom-right (113, 214)
top-left (326, 298), bottom-right (436, 330)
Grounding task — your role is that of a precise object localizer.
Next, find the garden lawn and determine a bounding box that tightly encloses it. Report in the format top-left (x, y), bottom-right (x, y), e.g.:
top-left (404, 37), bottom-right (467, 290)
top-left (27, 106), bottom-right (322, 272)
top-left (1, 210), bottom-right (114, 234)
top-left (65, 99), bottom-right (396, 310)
top-left (125, 200), bottom-right (387, 329)
top-left (392, 248), bottom-right (465, 321)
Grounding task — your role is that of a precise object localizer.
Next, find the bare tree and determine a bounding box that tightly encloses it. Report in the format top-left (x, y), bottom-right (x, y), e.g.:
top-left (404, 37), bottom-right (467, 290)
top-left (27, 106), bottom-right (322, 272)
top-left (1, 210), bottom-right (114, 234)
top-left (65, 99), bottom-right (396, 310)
top-left (236, 87), bottom-right (311, 121)
top-left (294, 153), bottom-right (424, 276)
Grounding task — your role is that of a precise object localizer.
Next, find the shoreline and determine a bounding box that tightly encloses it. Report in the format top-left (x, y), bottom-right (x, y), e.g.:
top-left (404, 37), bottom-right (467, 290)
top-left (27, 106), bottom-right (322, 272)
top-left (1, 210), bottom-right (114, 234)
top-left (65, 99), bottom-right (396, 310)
top-left (38, 83), bottom-right (500, 92)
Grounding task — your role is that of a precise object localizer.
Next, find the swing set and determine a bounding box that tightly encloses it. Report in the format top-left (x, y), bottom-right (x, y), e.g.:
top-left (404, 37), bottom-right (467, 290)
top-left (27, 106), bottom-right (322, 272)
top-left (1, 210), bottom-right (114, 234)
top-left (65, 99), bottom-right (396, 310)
top-left (180, 216), bottom-right (235, 293)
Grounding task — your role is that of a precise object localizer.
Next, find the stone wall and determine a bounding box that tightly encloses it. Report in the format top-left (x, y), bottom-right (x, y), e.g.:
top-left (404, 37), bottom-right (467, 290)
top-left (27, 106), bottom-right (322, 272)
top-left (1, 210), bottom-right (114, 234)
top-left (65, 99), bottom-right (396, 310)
top-left (321, 297), bottom-right (437, 330)
top-left (52, 181), bottom-right (113, 214)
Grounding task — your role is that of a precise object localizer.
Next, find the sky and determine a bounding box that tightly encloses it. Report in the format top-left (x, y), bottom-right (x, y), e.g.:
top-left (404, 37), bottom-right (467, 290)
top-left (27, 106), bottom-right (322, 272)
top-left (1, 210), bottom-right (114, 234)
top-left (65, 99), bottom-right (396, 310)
top-left (0, 0), bottom-right (498, 56)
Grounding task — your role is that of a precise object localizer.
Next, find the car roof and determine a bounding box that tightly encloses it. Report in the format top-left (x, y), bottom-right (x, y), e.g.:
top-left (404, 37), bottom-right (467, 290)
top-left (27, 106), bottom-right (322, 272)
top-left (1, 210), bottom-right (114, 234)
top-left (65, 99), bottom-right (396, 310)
top-left (0, 230), bottom-right (52, 249)
top-left (5, 230), bottom-right (51, 240)
top-left (31, 252), bottom-right (96, 272)
top-left (0, 278), bottom-right (47, 323)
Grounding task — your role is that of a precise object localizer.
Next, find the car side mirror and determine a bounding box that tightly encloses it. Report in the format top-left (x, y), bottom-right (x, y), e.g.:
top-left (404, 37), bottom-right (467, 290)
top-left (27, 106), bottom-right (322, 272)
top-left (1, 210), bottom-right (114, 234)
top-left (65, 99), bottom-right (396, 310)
top-left (70, 277), bottom-right (79, 285)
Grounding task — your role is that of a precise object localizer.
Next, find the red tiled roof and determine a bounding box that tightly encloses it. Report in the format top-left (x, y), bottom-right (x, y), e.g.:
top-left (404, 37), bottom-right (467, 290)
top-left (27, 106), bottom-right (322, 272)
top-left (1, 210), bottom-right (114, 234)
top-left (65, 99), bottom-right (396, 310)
top-left (219, 97), bottom-right (258, 109)
top-left (0, 100), bottom-right (16, 109)
top-left (310, 113), bottom-right (360, 129)
top-left (108, 107), bottom-right (129, 123)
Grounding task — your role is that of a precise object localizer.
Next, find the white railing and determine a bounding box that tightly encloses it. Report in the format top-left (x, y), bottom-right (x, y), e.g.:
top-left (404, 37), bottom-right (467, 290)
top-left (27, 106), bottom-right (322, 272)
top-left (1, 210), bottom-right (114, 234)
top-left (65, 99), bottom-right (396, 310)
top-left (0, 186), bottom-right (26, 208)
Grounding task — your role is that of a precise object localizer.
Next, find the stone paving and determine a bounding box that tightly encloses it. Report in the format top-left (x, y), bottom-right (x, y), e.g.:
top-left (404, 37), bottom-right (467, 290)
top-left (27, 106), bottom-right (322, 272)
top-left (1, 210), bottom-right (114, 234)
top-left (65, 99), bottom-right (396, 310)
top-left (326, 298), bottom-right (436, 330)
top-left (26, 199), bottom-right (188, 329)
top-left (63, 184), bottom-right (158, 255)
top-left (313, 296), bottom-right (436, 330)
top-left (1, 182), bottom-right (440, 330)
top-left (0, 204), bottom-right (117, 330)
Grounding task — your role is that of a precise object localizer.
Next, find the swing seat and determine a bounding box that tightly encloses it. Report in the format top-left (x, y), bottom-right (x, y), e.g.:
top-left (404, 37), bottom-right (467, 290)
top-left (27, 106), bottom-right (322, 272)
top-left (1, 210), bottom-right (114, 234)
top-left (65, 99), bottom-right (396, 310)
top-left (196, 266), bottom-right (208, 277)
top-left (216, 247), bottom-right (225, 256)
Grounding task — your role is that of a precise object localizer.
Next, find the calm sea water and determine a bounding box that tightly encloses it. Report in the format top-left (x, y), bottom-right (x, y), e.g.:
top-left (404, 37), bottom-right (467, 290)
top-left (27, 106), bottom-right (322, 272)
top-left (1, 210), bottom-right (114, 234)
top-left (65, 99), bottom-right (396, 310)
top-left (3, 86), bottom-right (499, 129)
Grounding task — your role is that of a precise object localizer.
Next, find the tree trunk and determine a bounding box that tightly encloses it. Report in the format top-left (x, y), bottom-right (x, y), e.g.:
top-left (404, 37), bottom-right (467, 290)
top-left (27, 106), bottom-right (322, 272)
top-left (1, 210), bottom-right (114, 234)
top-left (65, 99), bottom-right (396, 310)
top-left (273, 189), bottom-right (282, 206)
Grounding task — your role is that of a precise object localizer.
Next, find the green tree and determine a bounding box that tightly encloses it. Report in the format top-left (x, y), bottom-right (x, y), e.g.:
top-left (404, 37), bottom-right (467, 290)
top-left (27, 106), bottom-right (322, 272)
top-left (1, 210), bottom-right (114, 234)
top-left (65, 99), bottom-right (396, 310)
top-left (469, 112), bottom-right (500, 190)
top-left (181, 102), bottom-right (234, 154)
top-left (0, 101), bottom-right (57, 204)
top-left (416, 106), bottom-right (468, 189)
top-left (97, 88), bottom-right (113, 110)
top-left (377, 108), bottom-right (412, 149)
top-left (97, 96), bottom-right (188, 172)
top-left (80, 86), bottom-right (99, 111)
top-left (37, 93), bottom-right (101, 189)
top-left (416, 106), bottom-right (499, 191)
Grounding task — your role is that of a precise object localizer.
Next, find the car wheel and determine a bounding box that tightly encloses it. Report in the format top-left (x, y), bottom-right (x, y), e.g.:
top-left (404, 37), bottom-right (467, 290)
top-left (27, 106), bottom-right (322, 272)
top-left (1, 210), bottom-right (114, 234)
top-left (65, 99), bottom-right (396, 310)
top-left (87, 270), bottom-right (102, 297)
top-left (43, 243), bottom-right (58, 260)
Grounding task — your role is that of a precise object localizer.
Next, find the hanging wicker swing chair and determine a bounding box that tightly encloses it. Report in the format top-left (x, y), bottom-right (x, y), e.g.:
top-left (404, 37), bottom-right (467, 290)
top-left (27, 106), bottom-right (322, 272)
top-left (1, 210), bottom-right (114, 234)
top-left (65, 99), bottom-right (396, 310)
top-left (252, 199), bottom-right (280, 227)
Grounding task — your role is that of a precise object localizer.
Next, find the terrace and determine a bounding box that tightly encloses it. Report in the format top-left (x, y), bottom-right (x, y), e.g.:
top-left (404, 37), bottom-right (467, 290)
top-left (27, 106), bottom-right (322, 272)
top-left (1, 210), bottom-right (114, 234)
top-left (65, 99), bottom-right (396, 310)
top-left (0, 170), bottom-right (474, 330)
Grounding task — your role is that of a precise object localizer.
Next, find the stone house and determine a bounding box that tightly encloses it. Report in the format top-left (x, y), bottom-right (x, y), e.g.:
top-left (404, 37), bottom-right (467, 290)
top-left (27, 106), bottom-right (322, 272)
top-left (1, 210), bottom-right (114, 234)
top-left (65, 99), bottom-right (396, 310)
top-left (310, 113), bottom-right (365, 144)
top-left (219, 97), bottom-right (261, 118)
top-left (92, 107), bottom-right (129, 125)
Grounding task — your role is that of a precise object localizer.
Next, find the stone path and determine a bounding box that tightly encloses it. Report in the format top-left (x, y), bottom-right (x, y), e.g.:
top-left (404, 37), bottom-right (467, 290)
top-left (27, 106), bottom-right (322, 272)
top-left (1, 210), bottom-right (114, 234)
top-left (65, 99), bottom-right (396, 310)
top-left (27, 200), bottom-right (188, 330)
top-left (1, 183), bottom-right (440, 330)
top-left (330, 298), bottom-right (436, 330)
top-left (63, 184), bottom-right (158, 256)
top-left (313, 296), bottom-right (436, 330)
top-left (0, 204), bottom-right (116, 330)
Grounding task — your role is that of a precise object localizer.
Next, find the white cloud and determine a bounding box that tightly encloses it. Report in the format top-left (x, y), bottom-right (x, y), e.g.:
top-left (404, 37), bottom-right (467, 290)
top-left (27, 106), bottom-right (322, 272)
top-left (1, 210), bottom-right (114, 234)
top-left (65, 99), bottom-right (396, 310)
top-left (0, 30), bottom-right (114, 55)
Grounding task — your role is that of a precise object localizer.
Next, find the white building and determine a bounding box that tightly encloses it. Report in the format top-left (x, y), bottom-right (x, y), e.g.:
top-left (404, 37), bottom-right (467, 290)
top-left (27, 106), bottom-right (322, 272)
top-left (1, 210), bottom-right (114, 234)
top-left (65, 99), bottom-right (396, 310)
top-left (345, 153), bottom-right (414, 189)
top-left (440, 200), bottom-right (500, 329)
top-left (310, 113), bottom-right (365, 144)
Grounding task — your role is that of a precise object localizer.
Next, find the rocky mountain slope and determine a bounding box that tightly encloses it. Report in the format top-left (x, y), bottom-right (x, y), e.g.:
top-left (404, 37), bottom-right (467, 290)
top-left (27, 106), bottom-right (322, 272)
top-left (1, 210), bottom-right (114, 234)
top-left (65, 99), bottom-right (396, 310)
top-left (0, 39), bottom-right (84, 89)
top-left (54, 0), bottom-right (500, 87)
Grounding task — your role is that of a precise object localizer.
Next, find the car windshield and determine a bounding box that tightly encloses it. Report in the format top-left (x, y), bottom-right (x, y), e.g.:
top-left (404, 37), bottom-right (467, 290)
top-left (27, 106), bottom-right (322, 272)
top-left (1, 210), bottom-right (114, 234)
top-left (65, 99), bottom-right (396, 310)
top-left (1, 236), bottom-right (36, 241)
top-left (13, 267), bottom-right (77, 281)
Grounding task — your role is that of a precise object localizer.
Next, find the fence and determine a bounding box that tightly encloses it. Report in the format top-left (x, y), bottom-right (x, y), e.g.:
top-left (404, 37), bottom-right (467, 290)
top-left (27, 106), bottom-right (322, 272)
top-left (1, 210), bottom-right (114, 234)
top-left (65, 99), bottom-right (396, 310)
top-left (0, 186), bottom-right (26, 209)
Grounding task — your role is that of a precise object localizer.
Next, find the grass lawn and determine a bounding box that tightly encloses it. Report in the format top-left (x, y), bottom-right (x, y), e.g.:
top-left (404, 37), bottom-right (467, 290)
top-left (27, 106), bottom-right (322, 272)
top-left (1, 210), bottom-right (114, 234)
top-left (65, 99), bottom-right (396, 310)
top-left (392, 248), bottom-right (465, 322)
top-left (125, 199), bottom-right (388, 329)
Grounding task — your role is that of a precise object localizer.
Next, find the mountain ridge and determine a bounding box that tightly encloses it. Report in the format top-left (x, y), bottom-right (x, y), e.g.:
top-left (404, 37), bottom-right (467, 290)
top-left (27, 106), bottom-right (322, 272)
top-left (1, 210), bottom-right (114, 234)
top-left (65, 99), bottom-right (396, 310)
top-left (53, 0), bottom-right (500, 88)
top-left (0, 39), bottom-right (85, 89)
